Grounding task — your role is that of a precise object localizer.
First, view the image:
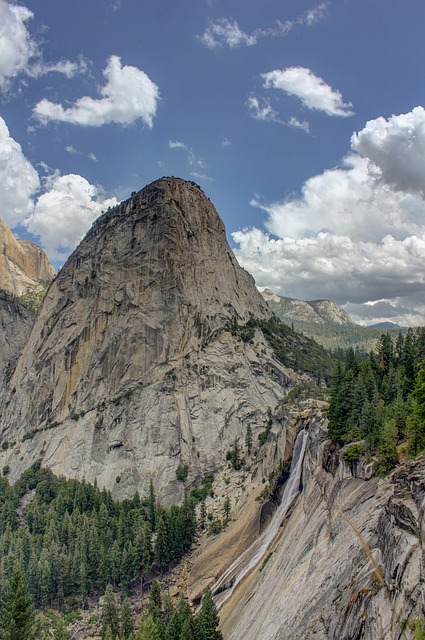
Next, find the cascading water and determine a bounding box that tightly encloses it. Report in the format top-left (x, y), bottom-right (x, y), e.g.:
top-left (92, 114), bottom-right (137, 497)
top-left (211, 429), bottom-right (308, 608)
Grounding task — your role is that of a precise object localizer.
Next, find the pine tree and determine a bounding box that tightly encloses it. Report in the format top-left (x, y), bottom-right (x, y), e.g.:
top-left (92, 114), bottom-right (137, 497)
top-left (149, 579), bottom-right (162, 623)
top-left (198, 588), bottom-right (223, 640)
top-left (120, 597), bottom-right (134, 640)
top-left (245, 424), bottom-right (253, 456)
top-left (408, 361), bottom-right (425, 456)
top-left (101, 584), bottom-right (120, 640)
top-left (136, 613), bottom-right (162, 640)
top-left (147, 481), bottom-right (157, 532)
top-left (155, 510), bottom-right (171, 569)
top-left (377, 418), bottom-right (398, 475)
top-left (179, 615), bottom-right (197, 640)
top-left (0, 566), bottom-right (39, 640)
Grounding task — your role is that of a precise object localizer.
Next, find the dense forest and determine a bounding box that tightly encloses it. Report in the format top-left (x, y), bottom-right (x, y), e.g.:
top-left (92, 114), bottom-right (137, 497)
top-left (327, 327), bottom-right (425, 473)
top-left (0, 569), bottom-right (222, 639)
top-left (0, 465), bottom-right (199, 612)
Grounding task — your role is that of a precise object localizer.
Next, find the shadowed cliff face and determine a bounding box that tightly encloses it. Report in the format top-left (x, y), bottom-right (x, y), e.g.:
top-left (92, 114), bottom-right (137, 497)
top-left (0, 178), bottom-right (293, 503)
top-left (0, 291), bottom-right (34, 383)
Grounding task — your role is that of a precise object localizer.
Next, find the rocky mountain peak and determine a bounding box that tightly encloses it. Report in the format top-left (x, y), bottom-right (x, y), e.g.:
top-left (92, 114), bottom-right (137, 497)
top-left (0, 178), bottom-right (285, 503)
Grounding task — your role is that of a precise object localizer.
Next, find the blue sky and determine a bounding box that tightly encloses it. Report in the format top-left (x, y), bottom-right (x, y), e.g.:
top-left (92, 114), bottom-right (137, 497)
top-left (1, 0), bottom-right (425, 326)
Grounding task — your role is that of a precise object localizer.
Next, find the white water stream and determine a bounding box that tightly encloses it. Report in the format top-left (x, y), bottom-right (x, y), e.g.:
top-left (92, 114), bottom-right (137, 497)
top-left (211, 429), bottom-right (308, 609)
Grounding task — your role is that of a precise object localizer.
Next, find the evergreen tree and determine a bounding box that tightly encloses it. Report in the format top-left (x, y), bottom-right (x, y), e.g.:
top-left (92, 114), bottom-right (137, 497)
top-left (377, 419), bottom-right (398, 475)
top-left (179, 615), bottom-right (197, 640)
top-left (136, 613), bottom-right (162, 640)
top-left (0, 567), bottom-right (39, 640)
top-left (155, 511), bottom-right (171, 569)
top-left (408, 361), bottom-right (425, 455)
top-left (147, 481), bottom-right (157, 532)
top-left (101, 584), bottom-right (120, 640)
top-left (245, 424), bottom-right (253, 456)
top-left (120, 597), bottom-right (134, 640)
top-left (198, 588), bottom-right (222, 640)
top-left (149, 580), bottom-right (162, 623)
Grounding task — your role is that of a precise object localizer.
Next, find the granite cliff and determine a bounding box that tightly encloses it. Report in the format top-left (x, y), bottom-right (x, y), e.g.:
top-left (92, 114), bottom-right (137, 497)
top-left (0, 290), bottom-right (34, 383)
top-left (262, 288), bottom-right (354, 326)
top-left (0, 178), bottom-right (302, 503)
top-left (217, 423), bottom-right (424, 640)
top-left (0, 217), bottom-right (55, 296)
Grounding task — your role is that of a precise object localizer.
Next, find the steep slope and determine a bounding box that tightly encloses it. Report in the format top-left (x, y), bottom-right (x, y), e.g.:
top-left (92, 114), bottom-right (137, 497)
top-left (0, 217), bottom-right (55, 296)
top-left (220, 424), bottom-right (424, 640)
top-left (0, 177), bottom-right (304, 503)
top-left (0, 290), bottom-right (34, 383)
top-left (261, 288), bottom-right (354, 326)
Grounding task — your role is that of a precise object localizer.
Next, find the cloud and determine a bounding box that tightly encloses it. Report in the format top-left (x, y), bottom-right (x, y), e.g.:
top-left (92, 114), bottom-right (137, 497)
top-left (0, 0), bottom-right (87, 91)
top-left (288, 116), bottom-right (310, 133)
top-left (351, 106), bottom-right (425, 196)
top-left (34, 55), bottom-right (160, 127)
top-left (0, 116), bottom-right (39, 226)
top-left (0, 115), bottom-right (117, 261)
top-left (26, 173), bottom-right (118, 259)
top-left (198, 3), bottom-right (329, 49)
top-left (190, 172), bottom-right (213, 183)
top-left (232, 107), bottom-right (425, 326)
top-left (0, 0), bottom-right (37, 91)
top-left (248, 95), bottom-right (281, 123)
top-left (199, 18), bottom-right (257, 49)
top-left (262, 67), bottom-right (353, 117)
top-left (29, 55), bottom-right (89, 79)
top-left (169, 140), bottom-right (206, 168)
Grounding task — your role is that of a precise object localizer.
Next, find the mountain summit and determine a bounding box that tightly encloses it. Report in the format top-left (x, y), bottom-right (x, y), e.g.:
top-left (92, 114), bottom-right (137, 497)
top-left (0, 178), bottom-right (293, 502)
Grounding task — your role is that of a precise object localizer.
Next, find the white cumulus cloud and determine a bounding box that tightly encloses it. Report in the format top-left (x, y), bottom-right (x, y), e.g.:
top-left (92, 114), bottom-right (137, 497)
top-left (0, 0), bottom-right (37, 91)
top-left (0, 116), bottom-right (39, 226)
top-left (352, 106), bottom-right (425, 196)
top-left (262, 66), bottom-right (353, 117)
top-left (232, 107), bottom-right (425, 325)
top-left (34, 55), bottom-right (160, 127)
top-left (26, 174), bottom-right (118, 259)
top-left (0, 115), bottom-right (118, 261)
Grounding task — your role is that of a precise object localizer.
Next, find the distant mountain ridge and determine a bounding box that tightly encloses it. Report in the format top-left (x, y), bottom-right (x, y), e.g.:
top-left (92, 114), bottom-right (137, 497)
top-left (261, 288), bottom-right (355, 326)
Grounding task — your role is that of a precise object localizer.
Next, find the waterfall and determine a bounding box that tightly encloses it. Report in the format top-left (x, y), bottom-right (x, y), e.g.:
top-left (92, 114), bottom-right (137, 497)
top-left (211, 429), bottom-right (308, 608)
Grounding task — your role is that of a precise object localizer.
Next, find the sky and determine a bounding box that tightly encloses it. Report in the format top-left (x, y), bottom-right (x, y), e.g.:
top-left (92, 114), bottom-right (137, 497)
top-left (1, 0), bottom-right (425, 326)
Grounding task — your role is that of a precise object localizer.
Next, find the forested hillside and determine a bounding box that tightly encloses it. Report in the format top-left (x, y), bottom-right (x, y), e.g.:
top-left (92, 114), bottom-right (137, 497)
top-left (327, 327), bottom-right (425, 473)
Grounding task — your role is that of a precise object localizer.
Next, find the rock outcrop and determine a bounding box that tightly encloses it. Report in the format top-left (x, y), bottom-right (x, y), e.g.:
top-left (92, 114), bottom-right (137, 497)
top-left (0, 178), bottom-right (301, 503)
top-left (0, 290), bottom-right (34, 384)
top-left (0, 217), bottom-right (55, 296)
top-left (220, 423), bottom-right (424, 640)
top-left (262, 288), bottom-right (354, 326)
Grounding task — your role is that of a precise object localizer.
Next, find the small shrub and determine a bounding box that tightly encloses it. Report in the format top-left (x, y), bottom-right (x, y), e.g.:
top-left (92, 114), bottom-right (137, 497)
top-left (341, 442), bottom-right (366, 463)
top-left (2, 465), bottom-right (10, 476)
top-left (176, 464), bottom-right (189, 482)
top-left (209, 519), bottom-right (222, 536)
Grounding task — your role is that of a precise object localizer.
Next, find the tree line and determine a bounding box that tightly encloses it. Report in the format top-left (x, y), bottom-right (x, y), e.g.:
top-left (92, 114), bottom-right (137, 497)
top-left (327, 327), bottom-right (425, 473)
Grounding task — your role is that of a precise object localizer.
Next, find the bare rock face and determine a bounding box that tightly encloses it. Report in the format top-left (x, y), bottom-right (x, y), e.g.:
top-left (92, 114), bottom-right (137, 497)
top-left (0, 178), bottom-right (297, 503)
top-left (222, 424), bottom-right (424, 640)
top-left (0, 217), bottom-right (55, 296)
top-left (0, 290), bottom-right (34, 383)
top-left (262, 288), bottom-right (354, 326)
